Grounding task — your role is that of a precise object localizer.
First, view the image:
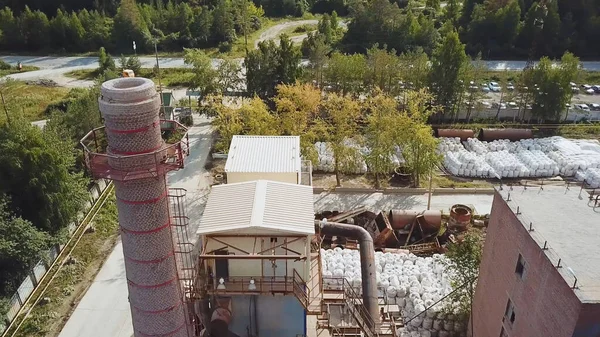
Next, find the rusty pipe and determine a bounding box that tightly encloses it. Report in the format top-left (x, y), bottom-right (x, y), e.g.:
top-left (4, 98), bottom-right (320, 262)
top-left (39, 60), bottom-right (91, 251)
top-left (315, 219), bottom-right (380, 326)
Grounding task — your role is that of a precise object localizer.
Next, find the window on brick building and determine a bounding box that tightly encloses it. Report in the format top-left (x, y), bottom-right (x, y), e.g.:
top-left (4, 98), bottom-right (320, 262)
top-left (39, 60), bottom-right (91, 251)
top-left (504, 299), bottom-right (516, 324)
top-left (515, 254), bottom-right (526, 279)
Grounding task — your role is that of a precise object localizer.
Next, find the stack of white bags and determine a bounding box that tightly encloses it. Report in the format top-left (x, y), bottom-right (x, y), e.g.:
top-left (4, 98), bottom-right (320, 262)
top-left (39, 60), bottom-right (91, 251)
top-left (464, 138), bottom-right (488, 155)
top-left (439, 136), bottom-right (600, 179)
top-left (437, 137), bottom-right (463, 153)
top-left (515, 150), bottom-right (559, 177)
top-left (313, 141), bottom-right (404, 174)
top-left (484, 151), bottom-right (527, 178)
top-left (443, 150), bottom-right (498, 178)
top-left (321, 248), bottom-right (466, 337)
top-left (576, 168), bottom-right (600, 188)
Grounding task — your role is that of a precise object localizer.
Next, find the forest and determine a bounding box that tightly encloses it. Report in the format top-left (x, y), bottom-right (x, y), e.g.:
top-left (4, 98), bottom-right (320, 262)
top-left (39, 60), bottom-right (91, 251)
top-left (0, 0), bottom-right (599, 58)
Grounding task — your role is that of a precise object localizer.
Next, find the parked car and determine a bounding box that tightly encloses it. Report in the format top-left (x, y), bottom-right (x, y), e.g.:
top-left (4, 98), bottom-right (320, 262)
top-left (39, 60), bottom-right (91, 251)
top-left (508, 102), bottom-right (518, 109)
top-left (572, 86), bottom-right (580, 93)
top-left (586, 88), bottom-right (595, 95)
top-left (591, 103), bottom-right (600, 111)
top-left (488, 82), bottom-right (502, 92)
top-left (481, 86), bottom-right (490, 93)
top-left (481, 101), bottom-right (492, 108)
top-left (570, 82), bottom-right (577, 87)
top-left (506, 82), bottom-right (515, 91)
top-left (577, 104), bottom-right (591, 111)
top-left (593, 85), bottom-right (600, 93)
top-left (582, 84), bottom-right (592, 90)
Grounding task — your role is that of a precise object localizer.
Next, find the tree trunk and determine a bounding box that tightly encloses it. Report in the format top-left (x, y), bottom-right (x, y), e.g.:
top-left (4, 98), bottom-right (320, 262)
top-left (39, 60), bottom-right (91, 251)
top-left (334, 159), bottom-right (341, 187)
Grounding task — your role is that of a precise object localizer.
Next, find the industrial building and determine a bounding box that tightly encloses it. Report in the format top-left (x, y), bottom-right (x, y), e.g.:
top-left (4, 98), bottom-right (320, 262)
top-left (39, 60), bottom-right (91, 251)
top-left (472, 185), bottom-right (600, 337)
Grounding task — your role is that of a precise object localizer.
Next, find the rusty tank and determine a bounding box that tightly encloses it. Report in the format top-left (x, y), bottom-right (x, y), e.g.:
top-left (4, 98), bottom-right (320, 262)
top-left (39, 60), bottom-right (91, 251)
top-left (479, 128), bottom-right (533, 142)
top-left (389, 210), bottom-right (442, 233)
top-left (435, 129), bottom-right (475, 141)
top-left (448, 204), bottom-right (472, 231)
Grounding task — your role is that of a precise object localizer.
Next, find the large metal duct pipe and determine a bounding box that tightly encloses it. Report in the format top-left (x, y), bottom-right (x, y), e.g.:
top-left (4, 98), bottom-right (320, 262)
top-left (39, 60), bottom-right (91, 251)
top-left (99, 78), bottom-right (189, 337)
top-left (315, 219), bottom-right (380, 327)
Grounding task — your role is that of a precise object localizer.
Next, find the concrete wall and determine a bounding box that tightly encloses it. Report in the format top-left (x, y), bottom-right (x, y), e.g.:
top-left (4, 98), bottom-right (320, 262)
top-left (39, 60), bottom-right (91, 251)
top-left (226, 172), bottom-right (298, 184)
top-left (472, 191), bottom-right (582, 337)
top-left (228, 295), bottom-right (305, 337)
top-left (449, 108), bottom-right (600, 122)
top-left (204, 236), bottom-right (310, 280)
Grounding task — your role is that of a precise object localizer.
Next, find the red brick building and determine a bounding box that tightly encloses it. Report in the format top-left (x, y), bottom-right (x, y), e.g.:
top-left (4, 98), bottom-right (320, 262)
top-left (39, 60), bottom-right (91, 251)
top-left (472, 186), bottom-right (600, 337)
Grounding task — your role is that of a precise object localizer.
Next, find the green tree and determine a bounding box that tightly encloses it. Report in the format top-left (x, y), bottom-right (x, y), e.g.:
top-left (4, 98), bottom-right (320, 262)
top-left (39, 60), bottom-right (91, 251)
top-left (112, 0), bottom-right (151, 52)
top-left (19, 6), bottom-right (50, 51)
top-left (46, 86), bottom-right (103, 144)
top-left (366, 45), bottom-right (403, 96)
top-left (211, 0), bottom-right (235, 43)
top-left (325, 52), bottom-right (367, 96)
top-left (303, 33), bottom-right (329, 88)
top-left (98, 47), bottom-right (116, 73)
top-left (429, 28), bottom-right (468, 118)
top-left (396, 90), bottom-right (441, 187)
top-left (184, 48), bottom-right (219, 98)
top-left (217, 59), bottom-right (243, 93)
top-left (245, 35), bottom-right (302, 99)
top-left (0, 118), bottom-right (87, 234)
top-left (245, 40), bottom-right (279, 99)
top-left (399, 48), bottom-right (430, 91)
top-left (444, 232), bottom-right (483, 322)
top-left (527, 52), bottom-right (580, 122)
top-left (321, 93), bottom-right (361, 186)
top-left (464, 53), bottom-right (487, 122)
top-left (426, 0), bottom-right (441, 11)
top-left (444, 0), bottom-right (461, 28)
top-left (0, 196), bottom-right (51, 295)
top-left (363, 91), bottom-right (398, 189)
top-left (233, 0), bottom-right (253, 54)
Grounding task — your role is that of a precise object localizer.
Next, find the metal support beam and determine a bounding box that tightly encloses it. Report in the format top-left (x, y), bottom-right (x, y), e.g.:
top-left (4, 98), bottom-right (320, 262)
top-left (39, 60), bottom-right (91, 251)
top-left (197, 254), bottom-right (306, 260)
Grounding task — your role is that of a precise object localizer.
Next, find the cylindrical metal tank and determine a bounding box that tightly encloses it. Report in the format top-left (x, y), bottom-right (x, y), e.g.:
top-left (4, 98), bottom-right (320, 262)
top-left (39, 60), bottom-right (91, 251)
top-left (448, 204), bottom-right (472, 231)
top-left (436, 129), bottom-right (475, 141)
top-left (479, 128), bottom-right (533, 142)
top-left (389, 210), bottom-right (442, 232)
top-left (100, 78), bottom-right (189, 337)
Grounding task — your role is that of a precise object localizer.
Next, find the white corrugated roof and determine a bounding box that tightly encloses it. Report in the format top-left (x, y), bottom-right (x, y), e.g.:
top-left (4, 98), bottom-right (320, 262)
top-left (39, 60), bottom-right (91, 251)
top-left (197, 180), bottom-right (315, 235)
top-left (225, 135), bottom-right (301, 173)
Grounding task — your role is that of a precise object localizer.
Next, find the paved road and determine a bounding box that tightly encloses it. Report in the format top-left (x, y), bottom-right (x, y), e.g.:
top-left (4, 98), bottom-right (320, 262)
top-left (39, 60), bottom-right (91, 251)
top-left (314, 191), bottom-right (494, 215)
top-left (57, 114), bottom-right (214, 337)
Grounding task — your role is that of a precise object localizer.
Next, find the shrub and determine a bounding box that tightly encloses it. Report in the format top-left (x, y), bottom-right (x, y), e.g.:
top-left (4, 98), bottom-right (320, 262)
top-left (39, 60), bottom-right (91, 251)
top-left (218, 41), bottom-right (232, 53)
top-left (0, 59), bottom-right (11, 70)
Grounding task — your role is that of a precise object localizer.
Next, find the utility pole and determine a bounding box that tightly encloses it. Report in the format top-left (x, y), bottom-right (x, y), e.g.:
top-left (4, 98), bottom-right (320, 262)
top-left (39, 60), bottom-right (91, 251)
top-left (0, 89), bottom-right (9, 124)
top-left (155, 41), bottom-right (164, 116)
top-left (427, 173), bottom-right (433, 210)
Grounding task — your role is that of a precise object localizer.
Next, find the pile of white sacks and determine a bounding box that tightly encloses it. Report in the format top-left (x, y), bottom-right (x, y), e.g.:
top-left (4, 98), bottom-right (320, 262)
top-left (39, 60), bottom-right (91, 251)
top-left (314, 140), bottom-right (404, 174)
top-left (443, 150), bottom-right (498, 178)
top-left (439, 136), bottom-right (600, 180)
top-left (321, 248), bottom-right (466, 337)
top-left (576, 168), bottom-right (600, 188)
top-left (437, 137), bottom-right (464, 153)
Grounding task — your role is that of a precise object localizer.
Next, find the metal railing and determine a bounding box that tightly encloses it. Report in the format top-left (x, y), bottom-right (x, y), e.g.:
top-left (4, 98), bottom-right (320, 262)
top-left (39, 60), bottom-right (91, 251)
top-left (207, 276), bottom-right (296, 294)
top-left (80, 120), bottom-right (190, 181)
top-left (341, 278), bottom-right (377, 337)
top-left (292, 269), bottom-right (308, 309)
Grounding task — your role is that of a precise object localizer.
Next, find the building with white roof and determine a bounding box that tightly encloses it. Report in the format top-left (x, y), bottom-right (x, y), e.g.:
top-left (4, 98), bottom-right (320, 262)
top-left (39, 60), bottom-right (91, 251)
top-left (224, 135), bottom-right (306, 185)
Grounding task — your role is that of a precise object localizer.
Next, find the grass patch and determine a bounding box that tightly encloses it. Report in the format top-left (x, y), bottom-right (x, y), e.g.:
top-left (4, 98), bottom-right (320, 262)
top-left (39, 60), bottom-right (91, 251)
top-left (66, 68), bottom-right (195, 88)
top-left (0, 66), bottom-right (39, 78)
top-left (557, 124), bottom-right (600, 139)
top-left (420, 173), bottom-right (494, 189)
top-left (0, 80), bottom-right (70, 123)
top-left (15, 193), bottom-right (118, 337)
